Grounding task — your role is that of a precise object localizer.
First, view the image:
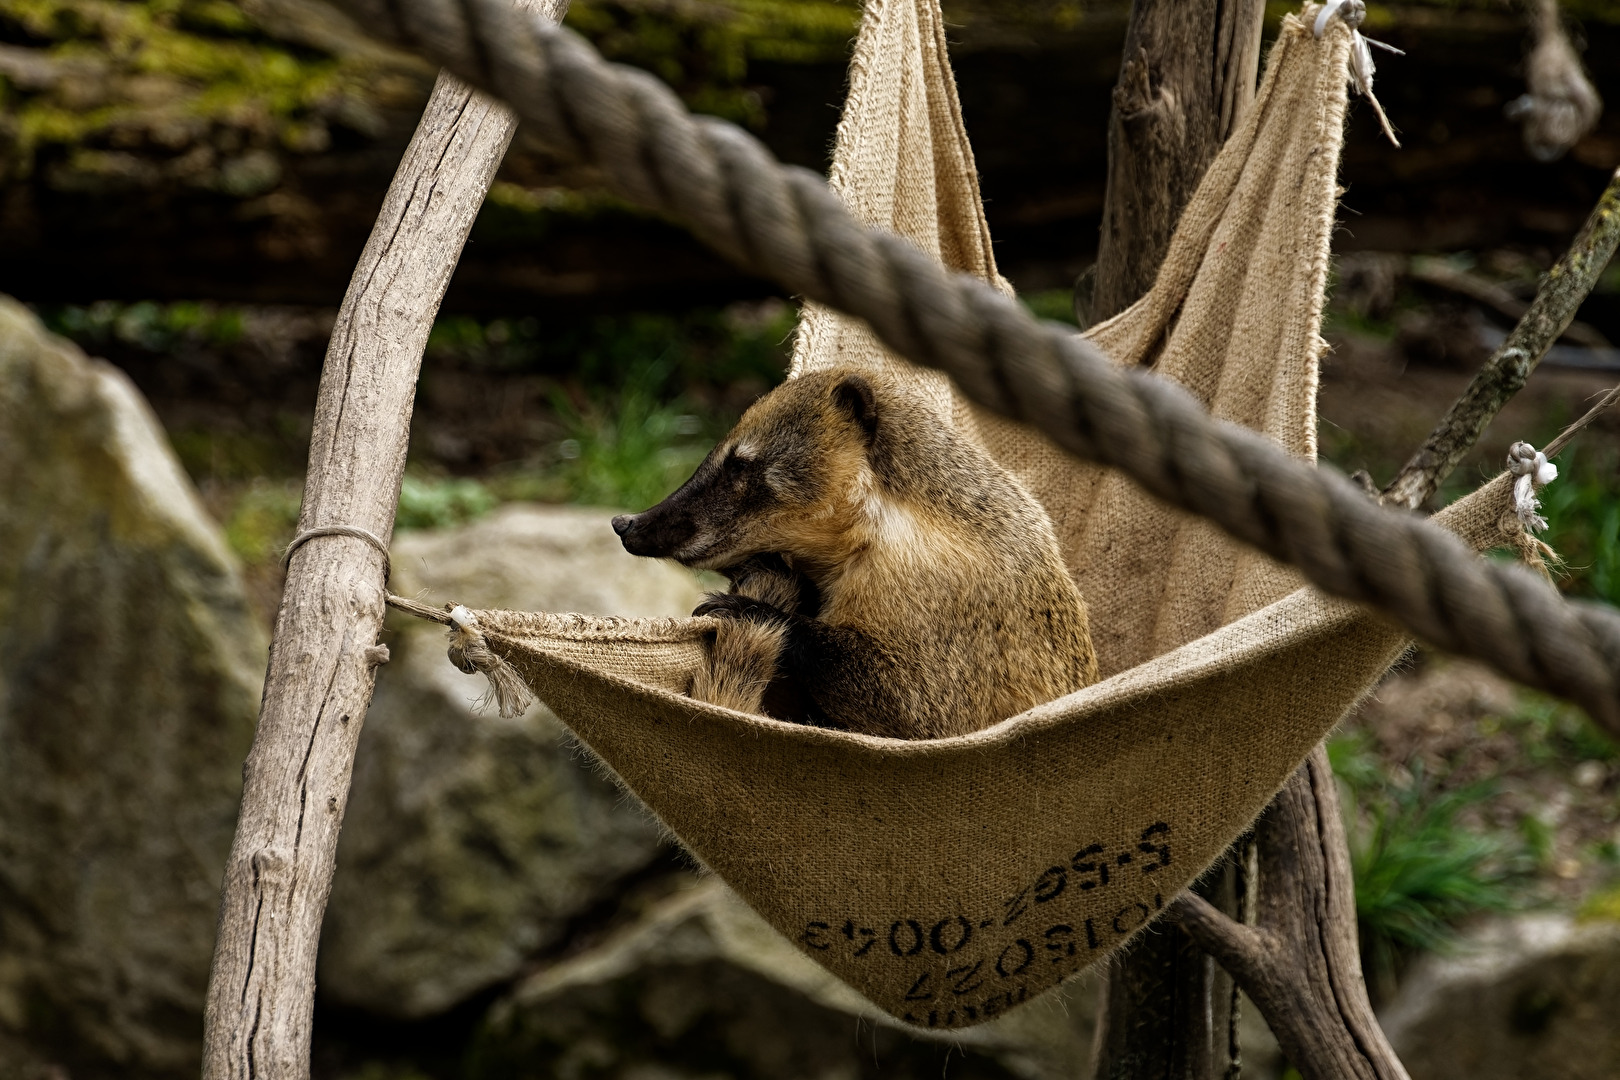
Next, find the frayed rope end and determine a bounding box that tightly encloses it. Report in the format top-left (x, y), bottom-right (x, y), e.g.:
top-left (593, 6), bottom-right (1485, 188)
top-left (445, 604), bottom-right (535, 718)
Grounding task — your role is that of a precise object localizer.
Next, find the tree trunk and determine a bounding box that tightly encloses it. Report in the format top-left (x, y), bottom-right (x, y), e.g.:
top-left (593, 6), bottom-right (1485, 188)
top-left (1089, 0), bottom-right (1264, 324)
top-left (199, 3), bottom-right (567, 1076)
top-left (1087, 1), bottom-right (1263, 1076)
top-left (1174, 749), bottom-right (1411, 1080)
top-left (1091, 855), bottom-right (1249, 1080)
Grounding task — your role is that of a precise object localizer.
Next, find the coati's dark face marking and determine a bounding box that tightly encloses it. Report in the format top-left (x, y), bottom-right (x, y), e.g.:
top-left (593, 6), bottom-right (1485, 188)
top-left (611, 371), bottom-right (879, 571)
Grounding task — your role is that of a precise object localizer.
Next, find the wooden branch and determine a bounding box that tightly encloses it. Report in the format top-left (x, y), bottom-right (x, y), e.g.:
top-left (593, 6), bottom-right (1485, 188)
top-left (1409, 257), bottom-right (1610, 349)
top-left (200, 3), bottom-right (566, 1075)
top-left (1172, 747), bottom-right (1411, 1080)
top-left (1381, 166), bottom-right (1620, 510)
top-left (1092, 858), bottom-right (1247, 1080)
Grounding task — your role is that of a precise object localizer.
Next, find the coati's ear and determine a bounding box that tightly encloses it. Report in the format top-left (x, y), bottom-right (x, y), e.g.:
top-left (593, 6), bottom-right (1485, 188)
top-left (831, 374), bottom-right (879, 443)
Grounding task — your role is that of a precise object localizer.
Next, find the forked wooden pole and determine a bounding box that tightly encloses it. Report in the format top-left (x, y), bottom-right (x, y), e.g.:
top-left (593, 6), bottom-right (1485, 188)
top-left (1173, 748), bottom-right (1410, 1080)
top-left (201, 3), bottom-right (565, 1074)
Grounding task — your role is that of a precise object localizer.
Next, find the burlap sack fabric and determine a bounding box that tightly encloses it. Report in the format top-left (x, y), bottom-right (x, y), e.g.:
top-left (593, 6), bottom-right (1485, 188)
top-left (426, 1), bottom-right (1527, 1028)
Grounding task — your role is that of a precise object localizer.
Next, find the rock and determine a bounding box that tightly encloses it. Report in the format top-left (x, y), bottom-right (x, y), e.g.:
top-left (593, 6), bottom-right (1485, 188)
top-left (0, 296), bottom-right (265, 1074)
top-left (471, 877), bottom-right (1101, 1080)
top-left (320, 503), bottom-right (707, 1018)
top-left (1380, 913), bottom-right (1620, 1080)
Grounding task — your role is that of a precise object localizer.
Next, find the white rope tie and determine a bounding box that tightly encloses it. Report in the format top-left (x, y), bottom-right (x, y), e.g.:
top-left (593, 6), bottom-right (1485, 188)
top-left (1507, 441), bottom-right (1559, 533)
top-left (281, 524), bottom-right (392, 580)
top-left (444, 605), bottom-right (535, 718)
top-left (1313, 0), bottom-right (1403, 146)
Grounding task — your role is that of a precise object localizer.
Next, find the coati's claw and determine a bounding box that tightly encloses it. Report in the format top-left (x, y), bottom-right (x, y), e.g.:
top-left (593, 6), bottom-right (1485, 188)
top-left (693, 592), bottom-right (787, 623)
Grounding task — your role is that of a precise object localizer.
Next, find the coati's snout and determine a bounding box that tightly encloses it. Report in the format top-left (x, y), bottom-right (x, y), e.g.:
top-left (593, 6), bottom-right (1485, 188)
top-left (612, 370), bottom-right (879, 570)
top-left (610, 493), bottom-right (704, 560)
top-left (610, 439), bottom-right (774, 566)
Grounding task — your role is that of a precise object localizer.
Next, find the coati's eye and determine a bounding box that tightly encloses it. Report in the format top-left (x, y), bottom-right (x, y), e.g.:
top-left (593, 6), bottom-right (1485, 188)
top-left (724, 443), bottom-right (758, 473)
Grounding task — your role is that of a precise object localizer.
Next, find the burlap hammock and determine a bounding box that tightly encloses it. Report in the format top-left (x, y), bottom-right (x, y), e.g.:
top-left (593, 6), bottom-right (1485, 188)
top-left (395, 1), bottom-right (1524, 1029)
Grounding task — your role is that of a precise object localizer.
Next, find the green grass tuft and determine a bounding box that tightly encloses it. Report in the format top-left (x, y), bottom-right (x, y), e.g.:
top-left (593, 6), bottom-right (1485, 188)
top-left (1331, 734), bottom-right (1527, 995)
top-left (396, 475), bottom-right (498, 531)
top-left (1492, 689), bottom-right (1619, 768)
top-left (1541, 445), bottom-right (1620, 607)
top-left (492, 360), bottom-right (722, 512)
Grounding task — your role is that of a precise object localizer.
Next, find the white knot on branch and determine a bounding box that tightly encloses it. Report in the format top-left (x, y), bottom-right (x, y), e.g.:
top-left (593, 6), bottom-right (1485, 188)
top-left (446, 604), bottom-right (535, 718)
top-left (1507, 441), bottom-right (1559, 533)
top-left (1313, 0), bottom-right (1403, 147)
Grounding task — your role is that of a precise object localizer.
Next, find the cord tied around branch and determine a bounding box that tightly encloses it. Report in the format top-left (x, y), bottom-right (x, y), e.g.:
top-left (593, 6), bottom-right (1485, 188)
top-left (445, 604), bottom-right (535, 718)
top-left (1507, 440), bottom-right (1559, 533)
top-left (281, 524), bottom-right (392, 581)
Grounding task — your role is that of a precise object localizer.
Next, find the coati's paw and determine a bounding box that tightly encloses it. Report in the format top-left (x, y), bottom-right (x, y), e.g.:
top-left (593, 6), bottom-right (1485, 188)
top-left (723, 553), bottom-right (812, 615)
top-left (694, 592), bottom-right (788, 624)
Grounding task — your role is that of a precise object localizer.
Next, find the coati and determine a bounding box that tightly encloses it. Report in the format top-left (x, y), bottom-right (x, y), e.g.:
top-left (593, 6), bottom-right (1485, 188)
top-left (610, 367), bottom-right (1098, 739)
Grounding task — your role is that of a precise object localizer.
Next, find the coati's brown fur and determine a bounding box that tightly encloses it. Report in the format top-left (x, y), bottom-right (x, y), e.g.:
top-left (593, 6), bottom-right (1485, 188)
top-left (611, 367), bottom-right (1098, 739)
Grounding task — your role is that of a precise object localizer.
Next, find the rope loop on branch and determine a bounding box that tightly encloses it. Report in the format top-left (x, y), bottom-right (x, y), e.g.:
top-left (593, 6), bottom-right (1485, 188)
top-left (329, 0), bottom-right (1620, 730)
top-left (281, 524), bottom-right (392, 581)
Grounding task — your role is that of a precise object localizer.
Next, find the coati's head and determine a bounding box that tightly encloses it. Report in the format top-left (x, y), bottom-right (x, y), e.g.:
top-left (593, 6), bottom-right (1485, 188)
top-left (612, 368), bottom-right (885, 573)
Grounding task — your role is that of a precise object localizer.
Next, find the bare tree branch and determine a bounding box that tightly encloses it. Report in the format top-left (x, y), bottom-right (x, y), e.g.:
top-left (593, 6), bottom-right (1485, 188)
top-left (1409, 256), bottom-right (1609, 348)
top-left (201, 3), bottom-right (566, 1076)
top-left (1382, 166), bottom-right (1620, 510)
top-left (1172, 892), bottom-right (1265, 964)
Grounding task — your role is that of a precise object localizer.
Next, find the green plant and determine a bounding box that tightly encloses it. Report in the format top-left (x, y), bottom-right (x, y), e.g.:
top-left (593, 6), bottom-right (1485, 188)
top-left (423, 304), bottom-right (794, 392)
top-left (1021, 288), bottom-right (1079, 327)
top-left (41, 299), bottom-right (245, 351)
top-left (1353, 776), bottom-right (1519, 987)
top-left (1330, 735), bottom-right (1525, 995)
top-left (1497, 689), bottom-right (1619, 767)
top-left (396, 474), bottom-right (498, 531)
top-left (484, 359), bottom-right (724, 512)
top-left (1541, 446), bottom-right (1620, 606)
top-left (547, 364), bottom-right (717, 511)
top-left (222, 477), bottom-right (301, 564)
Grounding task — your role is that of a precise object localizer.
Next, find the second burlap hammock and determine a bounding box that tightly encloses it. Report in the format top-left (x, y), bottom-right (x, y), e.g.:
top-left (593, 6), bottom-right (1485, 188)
top-left (399, 2), bottom-right (1522, 1028)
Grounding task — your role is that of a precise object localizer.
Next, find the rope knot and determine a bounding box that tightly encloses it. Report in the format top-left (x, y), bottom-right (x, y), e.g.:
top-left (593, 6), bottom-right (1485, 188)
top-left (1313, 0), bottom-right (1402, 147)
top-left (1507, 441), bottom-right (1559, 533)
top-left (445, 605), bottom-right (535, 718)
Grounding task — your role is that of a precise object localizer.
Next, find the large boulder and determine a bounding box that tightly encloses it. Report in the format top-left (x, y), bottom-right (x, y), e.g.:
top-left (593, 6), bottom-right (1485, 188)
top-left (471, 877), bottom-right (1101, 1080)
top-left (320, 503), bottom-right (706, 1018)
top-left (0, 297), bottom-right (265, 1075)
top-left (1380, 914), bottom-right (1620, 1080)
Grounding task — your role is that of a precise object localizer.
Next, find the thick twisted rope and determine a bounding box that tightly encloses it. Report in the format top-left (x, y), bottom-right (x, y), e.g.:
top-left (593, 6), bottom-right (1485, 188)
top-left (331, 0), bottom-right (1620, 730)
